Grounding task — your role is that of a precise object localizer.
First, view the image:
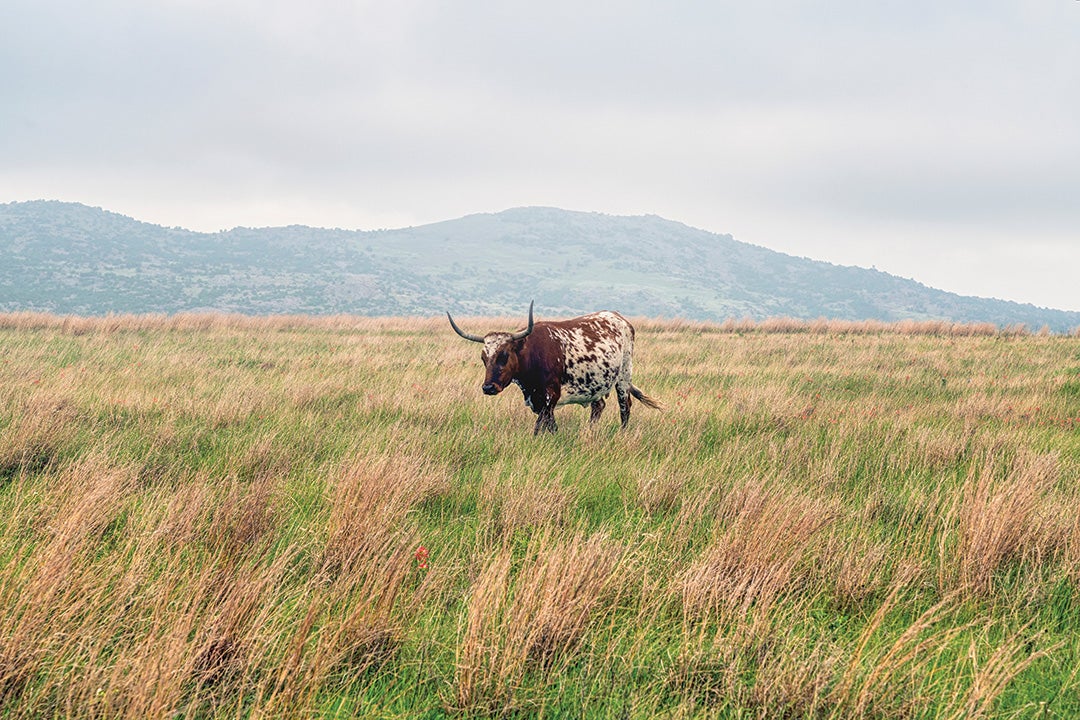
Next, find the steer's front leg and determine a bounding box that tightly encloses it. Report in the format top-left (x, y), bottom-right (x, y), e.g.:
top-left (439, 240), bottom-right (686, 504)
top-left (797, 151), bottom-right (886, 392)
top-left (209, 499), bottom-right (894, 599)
top-left (531, 386), bottom-right (560, 435)
top-left (533, 408), bottom-right (557, 435)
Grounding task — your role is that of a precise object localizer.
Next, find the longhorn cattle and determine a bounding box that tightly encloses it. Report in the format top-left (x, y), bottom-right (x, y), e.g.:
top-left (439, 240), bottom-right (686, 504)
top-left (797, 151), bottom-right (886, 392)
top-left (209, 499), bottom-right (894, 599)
top-left (448, 302), bottom-right (660, 434)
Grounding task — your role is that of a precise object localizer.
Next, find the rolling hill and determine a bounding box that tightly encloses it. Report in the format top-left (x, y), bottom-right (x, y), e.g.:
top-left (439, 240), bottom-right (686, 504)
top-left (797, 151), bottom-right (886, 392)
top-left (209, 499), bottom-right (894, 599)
top-left (2, 200), bottom-right (1077, 331)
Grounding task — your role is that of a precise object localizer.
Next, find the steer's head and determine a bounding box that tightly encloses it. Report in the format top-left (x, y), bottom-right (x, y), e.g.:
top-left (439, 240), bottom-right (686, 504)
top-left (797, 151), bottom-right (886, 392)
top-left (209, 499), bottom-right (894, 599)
top-left (448, 301), bottom-right (535, 396)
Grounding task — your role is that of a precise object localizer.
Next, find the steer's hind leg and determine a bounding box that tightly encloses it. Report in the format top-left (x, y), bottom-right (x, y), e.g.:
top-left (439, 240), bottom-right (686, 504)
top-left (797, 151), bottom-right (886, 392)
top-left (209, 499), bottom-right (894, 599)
top-left (616, 382), bottom-right (632, 428)
top-left (589, 397), bottom-right (606, 423)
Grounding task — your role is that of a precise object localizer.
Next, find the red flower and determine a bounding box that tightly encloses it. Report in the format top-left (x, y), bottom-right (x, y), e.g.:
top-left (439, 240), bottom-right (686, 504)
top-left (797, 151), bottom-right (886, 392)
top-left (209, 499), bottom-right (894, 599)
top-left (414, 546), bottom-right (430, 570)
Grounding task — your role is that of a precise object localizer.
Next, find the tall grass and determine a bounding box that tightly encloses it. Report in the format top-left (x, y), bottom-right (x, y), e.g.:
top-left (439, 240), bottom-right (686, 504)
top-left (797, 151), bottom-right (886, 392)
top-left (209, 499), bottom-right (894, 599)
top-left (1, 313), bottom-right (1078, 718)
top-left (454, 532), bottom-right (625, 714)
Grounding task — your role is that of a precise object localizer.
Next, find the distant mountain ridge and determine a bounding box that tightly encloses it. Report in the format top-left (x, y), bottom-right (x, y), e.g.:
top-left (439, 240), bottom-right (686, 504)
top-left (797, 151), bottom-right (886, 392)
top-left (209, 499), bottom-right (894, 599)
top-left (2, 200), bottom-right (1078, 332)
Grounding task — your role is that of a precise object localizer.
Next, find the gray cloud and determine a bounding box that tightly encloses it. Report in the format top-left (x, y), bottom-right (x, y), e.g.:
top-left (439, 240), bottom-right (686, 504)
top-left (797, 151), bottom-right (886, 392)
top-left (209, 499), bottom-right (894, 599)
top-left (1, 0), bottom-right (1077, 310)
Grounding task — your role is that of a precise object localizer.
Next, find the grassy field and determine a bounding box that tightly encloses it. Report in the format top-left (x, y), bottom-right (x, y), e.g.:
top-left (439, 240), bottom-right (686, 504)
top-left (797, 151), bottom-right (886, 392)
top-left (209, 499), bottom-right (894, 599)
top-left (1, 313), bottom-right (1079, 719)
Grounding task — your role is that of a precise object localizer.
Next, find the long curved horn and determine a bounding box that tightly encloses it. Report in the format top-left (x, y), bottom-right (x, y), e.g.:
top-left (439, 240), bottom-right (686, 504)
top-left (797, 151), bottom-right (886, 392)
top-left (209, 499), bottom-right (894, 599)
top-left (509, 301), bottom-right (535, 341)
top-left (447, 311), bottom-right (485, 343)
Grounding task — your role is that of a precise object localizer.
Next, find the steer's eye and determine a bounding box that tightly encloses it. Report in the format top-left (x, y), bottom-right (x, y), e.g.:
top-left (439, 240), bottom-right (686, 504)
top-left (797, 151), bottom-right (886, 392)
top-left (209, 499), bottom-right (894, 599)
top-left (496, 352), bottom-right (509, 364)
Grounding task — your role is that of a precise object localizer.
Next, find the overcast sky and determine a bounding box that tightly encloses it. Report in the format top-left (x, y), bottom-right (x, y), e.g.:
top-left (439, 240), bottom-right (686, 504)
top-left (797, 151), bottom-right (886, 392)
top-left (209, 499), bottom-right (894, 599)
top-left (2, 1), bottom-right (1078, 310)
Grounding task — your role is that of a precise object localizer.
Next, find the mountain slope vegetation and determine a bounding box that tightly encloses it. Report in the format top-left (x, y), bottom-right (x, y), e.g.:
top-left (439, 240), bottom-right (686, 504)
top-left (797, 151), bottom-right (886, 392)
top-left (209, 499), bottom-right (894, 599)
top-left (2, 200), bottom-right (1077, 331)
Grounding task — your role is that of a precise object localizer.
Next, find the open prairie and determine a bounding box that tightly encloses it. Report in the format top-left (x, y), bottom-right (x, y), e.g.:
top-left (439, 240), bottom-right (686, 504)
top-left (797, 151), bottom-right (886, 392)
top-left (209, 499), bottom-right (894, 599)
top-left (1, 313), bottom-right (1079, 719)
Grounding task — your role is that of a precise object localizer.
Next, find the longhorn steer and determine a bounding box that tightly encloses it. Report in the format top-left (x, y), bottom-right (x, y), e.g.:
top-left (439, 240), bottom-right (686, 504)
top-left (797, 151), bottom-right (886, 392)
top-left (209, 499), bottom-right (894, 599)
top-left (448, 302), bottom-right (660, 434)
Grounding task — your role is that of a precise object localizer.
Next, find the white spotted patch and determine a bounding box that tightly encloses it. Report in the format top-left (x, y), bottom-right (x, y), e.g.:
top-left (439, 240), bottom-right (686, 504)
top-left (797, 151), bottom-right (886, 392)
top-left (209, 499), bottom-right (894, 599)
top-left (481, 332), bottom-right (514, 361)
top-left (551, 312), bottom-right (635, 407)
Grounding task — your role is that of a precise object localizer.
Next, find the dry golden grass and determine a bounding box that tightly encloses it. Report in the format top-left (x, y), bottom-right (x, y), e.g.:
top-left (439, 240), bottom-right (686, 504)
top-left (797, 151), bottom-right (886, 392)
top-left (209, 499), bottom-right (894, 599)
top-left (941, 450), bottom-right (1063, 595)
top-left (681, 480), bottom-right (837, 622)
top-left (454, 532), bottom-right (626, 713)
top-left (477, 461), bottom-right (575, 541)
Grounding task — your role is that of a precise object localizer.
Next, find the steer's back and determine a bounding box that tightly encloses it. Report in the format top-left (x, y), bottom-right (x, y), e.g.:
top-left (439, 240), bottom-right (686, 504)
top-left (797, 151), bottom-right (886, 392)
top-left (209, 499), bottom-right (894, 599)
top-left (545, 311), bottom-right (634, 406)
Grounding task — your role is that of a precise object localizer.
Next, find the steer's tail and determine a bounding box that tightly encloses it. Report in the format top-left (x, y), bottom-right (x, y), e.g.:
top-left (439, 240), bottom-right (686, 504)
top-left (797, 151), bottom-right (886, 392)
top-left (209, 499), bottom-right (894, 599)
top-left (630, 385), bottom-right (662, 410)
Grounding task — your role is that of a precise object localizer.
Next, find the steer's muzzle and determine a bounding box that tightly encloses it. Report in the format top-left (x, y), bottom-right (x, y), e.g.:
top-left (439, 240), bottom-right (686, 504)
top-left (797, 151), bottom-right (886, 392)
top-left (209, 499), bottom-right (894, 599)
top-left (482, 382), bottom-right (501, 395)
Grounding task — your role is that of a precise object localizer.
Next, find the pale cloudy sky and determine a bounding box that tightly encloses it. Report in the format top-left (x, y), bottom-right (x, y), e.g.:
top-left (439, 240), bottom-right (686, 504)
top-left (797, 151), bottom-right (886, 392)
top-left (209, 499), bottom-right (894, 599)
top-left (2, 1), bottom-right (1078, 310)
